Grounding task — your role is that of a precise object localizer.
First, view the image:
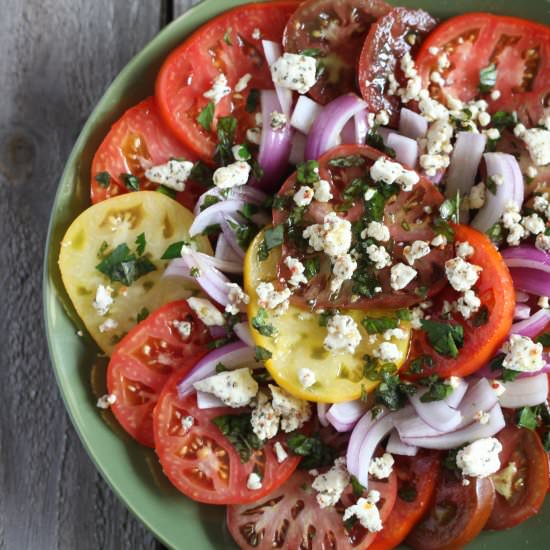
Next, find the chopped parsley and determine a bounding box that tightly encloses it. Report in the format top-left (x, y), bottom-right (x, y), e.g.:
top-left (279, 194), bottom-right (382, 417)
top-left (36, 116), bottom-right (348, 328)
top-left (257, 225), bottom-right (284, 261)
top-left (135, 233), bottom-right (146, 256)
top-left (156, 185), bottom-right (176, 199)
top-left (136, 307), bottom-right (149, 323)
top-left (361, 316), bottom-right (398, 335)
top-left (304, 256), bottom-right (321, 280)
top-left (408, 354), bottom-right (433, 375)
top-left (491, 111), bottom-right (516, 131)
top-left (212, 414), bottom-right (262, 463)
top-left (190, 161), bottom-right (214, 187)
top-left (517, 406), bottom-right (539, 431)
top-left (327, 154), bottom-right (366, 168)
top-left (286, 433), bottom-right (337, 470)
top-left (419, 375), bottom-right (453, 402)
top-left (351, 476), bottom-right (366, 497)
top-left (251, 307), bottom-right (277, 337)
top-left (214, 116), bottom-right (237, 166)
top-left (96, 243), bottom-right (156, 286)
top-left (227, 218), bottom-right (258, 250)
top-left (197, 101), bottom-right (215, 131)
top-left (375, 371), bottom-right (416, 410)
top-left (95, 171), bottom-right (111, 188)
top-left (121, 173), bottom-right (139, 191)
top-left (296, 160), bottom-right (320, 185)
top-left (420, 319), bottom-right (464, 358)
top-left (254, 345), bottom-right (272, 361)
top-left (536, 332), bottom-right (550, 346)
top-left (366, 130), bottom-right (396, 158)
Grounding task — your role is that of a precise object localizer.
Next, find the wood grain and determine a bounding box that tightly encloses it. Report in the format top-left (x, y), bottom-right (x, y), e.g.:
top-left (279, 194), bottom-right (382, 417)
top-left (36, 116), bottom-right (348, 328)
top-left (174, 0), bottom-right (203, 16)
top-left (0, 1), bottom-right (173, 548)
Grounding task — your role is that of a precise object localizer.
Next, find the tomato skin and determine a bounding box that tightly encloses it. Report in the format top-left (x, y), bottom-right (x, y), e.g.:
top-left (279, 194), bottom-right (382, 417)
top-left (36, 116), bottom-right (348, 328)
top-left (90, 97), bottom-right (203, 211)
top-left (283, 0), bottom-right (390, 104)
top-left (155, 2), bottom-right (299, 162)
top-left (407, 469), bottom-right (495, 550)
top-left (369, 451), bottom-right (441, 550)
top-left (416, 13), bottom-right (550, 125)
top-left (358, 7), bottom-right (437, 125)
top-left (486, 420), bottom-right (549, 530)
top-left (404, 224), bottom-right (515, 379)
top-left (107, 300), bottom-right (211, 447)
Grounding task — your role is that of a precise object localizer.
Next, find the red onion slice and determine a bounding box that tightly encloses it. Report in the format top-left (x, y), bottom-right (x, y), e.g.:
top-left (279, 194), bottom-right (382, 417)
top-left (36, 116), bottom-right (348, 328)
top-left (386, 430), bottom-right (418, 456)
top-left (455, 378), bottom-right (498, 428)
top-left (502, 245), bottom-right (550, 274)
top-left (262, 40), bottom-right (292, 116)
top-left (290, 95), bottom-right (322, 134)
top-left (194, 187), bottom-right (268, 217)
top-left (510, 267), bottom-right (550, 297)
top-left (401, 404), bottom-right (505, 450)
top-left (190, 199), bottom-right (246, 236)
top-left (289, 132), bottom-right (307, 165)
top-left (516, 290), bottom-right (530, 303)
top-left (317, 403), bottom-right (330, 428)
top-left (445, 132), bottom-right (487, 199)
top-left (444, 378), bottom-right (468, 409)
top-left (409, 390), bottom-right (463, 431)
top-left (215, 233), bottom-right (235, 263)
top-left (233, 322), bottom-right (254, 347)
top-left (326, 400), bottom-right (368, 433)
top-left (305, 94), bottom-right (367, 160)
top-left (196, 390), bottom-right (225, 409)
top-left (257, 90), bottom-right (294, 191)
top-left (471, 153), bottom-right (524, 232)
top-left (499, 373), bottom-right (549, 408)
top-left (220, 218), bottom-right (246, 260)
top-left (514, 303), bottom-right (531, 320)
top-left (354, 109), bottom-right (369, 144)
top-left (511, 307), bottom-right (550, 338)
top-left (340, 118), bottom-right (356, 145)
top-left (177, 341), bottom-right (256, 397)
top-left (386, 133), bottom-right (419, 168)
top-left (399, 108), bottom-right (428, 140)
top-left (394, 415), bottom-right (443, 439)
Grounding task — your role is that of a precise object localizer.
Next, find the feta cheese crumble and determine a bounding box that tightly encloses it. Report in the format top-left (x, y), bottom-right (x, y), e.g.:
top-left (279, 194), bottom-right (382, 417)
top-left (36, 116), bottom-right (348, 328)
top-left (502, 334), bottom-right (545, 372)
top-left (145, 159), bottom-right (194, 192)
top-left (362, 221), bottom-right (390, 242)
top-left (93, 285), bottom-right (114, 316)
top-left (456, 241), bottom-right (474, 259)
top-left (374, 342), bottom-right (401, 363)
top-left (273, 441), bottom-right (288, 463)
top-left (247, 472), bottom-right (262, 491)
top-left (515, 125), bottom-right (550, 166)
top-left (270, 111), bottom-right (288, 130)
top-left (456, 437), bottom-right (502, 478)
top-left (390, 263), bottom-right (418, 291)
top-left (366, 244), bottom-right (392, 269)
top-left (203, 73), bottom-right (231, 104)
top-left (270, 385), bottom-right (312, 432)
top-left (313, 179), bottom-right (333, 202)
top-left (445, 257), bottom-right (482, 292)
top-left (187, 297), bottom-right (225, 326)
top-left (213, 161), bottom-right (251, 189)
top-left (370, 157), bottom-right (420, 192)
top-left (96, 393), bottom-right (117, 409)
top-left (312, 457), bottom-right (350, 508)
top-left (270, 53), bottom-right (318, 94)
top-left (173, 319), bottom-right (192, 339)
top-left (225, 283), bottom-right (250, 315)
top-left (285, 256), bottom-right (308, 287)
top-left (303, 212), bottom-right (353, 258)
top-left (294, 185), bottom-right (314, 207)
top-left (256, 282), bottom-right (291, 315)
top-left (468, 182), bottom-right (486, 210)
top-left (251, 391), bottom-right (280, 440)
top-left (403, 240), bottom-right (431, 265)
top-left (234, 73), bottom-right (252, 93)
top-left (99, 318), bottom-right (118, 333)
top-left (331, 253), bottom-right (357, 293)
top-left (455, 289), bottom-right (481, 320)
top-left (368, 453), bottom-right (394, 480)
top-left (194, 368), bottom-right (259, 408)
top-left (522, 213), bottom-right (545, 235)
top-left (324, 314), bottom-right (362, 355)
top-left (342, 491), bottom-right (383, 532)
top-left (298, 367), bottom-right (316, 388)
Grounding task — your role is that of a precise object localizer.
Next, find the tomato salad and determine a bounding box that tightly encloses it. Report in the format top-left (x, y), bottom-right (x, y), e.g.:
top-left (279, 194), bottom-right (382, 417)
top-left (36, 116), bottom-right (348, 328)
top-left (58, 1), bottom-right (550, 548)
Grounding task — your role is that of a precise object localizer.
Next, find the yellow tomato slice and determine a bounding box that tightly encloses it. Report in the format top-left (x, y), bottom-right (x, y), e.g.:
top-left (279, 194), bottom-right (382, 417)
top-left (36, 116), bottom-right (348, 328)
top-left (58, 191), bottom-right (211, 355)
top-left (244, 230), bottom-right (411, 403)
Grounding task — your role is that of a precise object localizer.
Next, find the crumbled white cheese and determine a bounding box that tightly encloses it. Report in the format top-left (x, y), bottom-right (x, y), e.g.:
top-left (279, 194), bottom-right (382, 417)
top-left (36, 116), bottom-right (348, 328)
top-left (251, 391), bottom-right (280, 440)
top-left (366, 244), bottom-right (392, 270)
top-left (522, 213), bottom-right (545, 235)
top-left (370, 157), bottom-right (420, 192)
top-left (145, 158), bottom-right (194, 192)
top-left (181, 415), bottom-right (194, 432)
top-left (368, 453), bottom-right (394, 479)
top-left (533, 195), bottom-right (550, 216)
top-left (516, 126), bottom-right (550, 166)
top-left (187, 297), bottom-right (225, 326)
top-left (312, 457), bottom-right (350, 508)
top-left (410, 307), bottom-right (425, 329)
top-left (390, 263), bottom-right (418, 291)
top-left (270, 385), bottom-right (312, 432)
top-left (173, 319), bottom-right (192, 339)
top-left (194, 368), bottom-right (259, 408)
top-left (298, 367), bottom-right (316, 388)
top-left (456, 241), bottom-right (474, 259)
top-left (469, 182), bottom-right (486, 210)
top-left (430, 71), bottom-right (445, 85)
top-left (285, 256), bottom-right (308, 287)
top-left (375, 109), bottom-right (390, 126)
top-left (502, 334), bottom-right (545, 372)
top-left (270, 53), bottom-right (318, 94)
top-left (273, 441), bottom-right (288, 463)
top-left (445, 257), bottom-right (481, 292)
top-left (331, 253), bottom-right (357, 293)
top-left (374, 342), bottom-right (401, 363)
top-left (403, 240), bottom-right (431, 265)
top-left (256, 282), bottom-right (291, 315)
top-left (213, 161), bottom-right (251, 189)
top-left (294, 185), bottom-right (314, 207)
top-left (252, 27), bottom-right (261, 40)
top-left (449, 376), bottom-right (462, 389)
top-left (491, 380), bottom-right (506, 397)
top-left (203, 73), bottom-right (231, 104)
top-left (456, 437), bottom-right (502, 478)
top-left (526, 165), bottom-right (538, 179)
top-left (419, 153), bottom-right (450, 176)
top-left (362, 221), bottom-right (390, 242)
top-left (247, 472), bottom-right (263, 490)
top-left (324, 314), bottom-right (362, 355)
top-left (342, 491), bottom-right (383, 532)
top-left (490, 89), bottom-right (501, 100)
top-left (431, 234), bottom-right (448, 247)
top-left (455, 290), bottom-right (481, 320)
top-left (538, 296), bottom-right (550, 309)
top-left (303, 212), bottom-right (353, 258)
top-left (474, 410), bottom-right (490, 424)
top-left (313, 179), bottom-right (333, 202)
top-left (536, 233), bottom-right (550, 251)
top-left (96, 393), bottom-right (117, 409)
top-left (225, 283), bottom-right (249, 315)
top-left (383, 328), bottom-right (407, 341)
top-left (98, 318), bottom-right (118, 333)
top-left (270, 111), bottom-right (288, 131)
top-left (93, 285), bottom-right (114, 316)
top-left (234, 73), bottom-right (252, 93)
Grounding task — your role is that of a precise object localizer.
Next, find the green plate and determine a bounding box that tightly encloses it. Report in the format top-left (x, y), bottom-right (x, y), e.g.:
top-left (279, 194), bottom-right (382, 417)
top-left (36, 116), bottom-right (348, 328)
top-left (43, 0), bottom-right (550, 548)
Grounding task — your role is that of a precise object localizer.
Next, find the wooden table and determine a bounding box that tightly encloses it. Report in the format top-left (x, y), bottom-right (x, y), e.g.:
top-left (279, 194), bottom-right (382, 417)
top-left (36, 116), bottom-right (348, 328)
top-left (0, 2), bottom-right (200, 548)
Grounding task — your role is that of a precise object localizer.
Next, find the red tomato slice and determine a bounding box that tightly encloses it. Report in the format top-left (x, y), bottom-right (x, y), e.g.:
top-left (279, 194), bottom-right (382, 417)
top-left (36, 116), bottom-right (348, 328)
top-left (272, 144), bottom-right (453, 310)
top-left (107, 300), bottom-right (211, 447)
top-left (369, 451), bottom-right (441, 550)
top-left (416, 13), bottom-right (550, 125)
top-left (227, 468), bottom-right (397, 549)
top-left (155, 2), bottom-right (299, 162)
top-left (406, 469), bottom-right (495, 550)
top-left (283, 0), bottom-right (391, 104)
top-left (358, 7), bottom-right (437, 125)
top-left (404, 224), bottom-right (515, 379)
top-left (153, 374), bottom-right (304, 505)
top-left (486, 419), bottom-right (549, 530)
top-left (90, 97), bottom-right (204, 210)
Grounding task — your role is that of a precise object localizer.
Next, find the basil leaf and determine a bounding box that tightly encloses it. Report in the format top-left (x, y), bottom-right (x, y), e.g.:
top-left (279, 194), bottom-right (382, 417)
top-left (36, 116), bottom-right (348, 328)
top-left (258, 225), bottom-right (284, 261)
top-left (254, 345), bottom-right (272, 361)
top-left (517, 406), bottom-right (539, 431)
top-left (327, 155), bottom-right (366, 168)
top-left (136, 307), bottom-right (149, 323)
top-left (121, 173), bottom-right (139, 191)
top-left (296, 160), bottom-right (320, 185)
top-left (161, 241), bottom-right (187, 260)
top-left (95, 171), bottom-right (111, 188)
top-left (361, 316), bottom-right (398, 335)
top-left (197, 101), bottom-right (215, 131)
top-left (214, 116), bottom-right (237, 166)
top-left (420, 319), bottom-right (464, 358)
top-left (286, 433), bottom-right (337, 470)
top-left (251, 307), bottom-right (277, 337)
top-left (536, 332), bottom-right (550, 346)
top-left (96, 243), bottom-right (156, 286)
top-left (135, 233), bottom-right (146, 256)
top-left (245, 89), bottom-right (260, 113)
top-left (212, 414), bottom-right (262, 463)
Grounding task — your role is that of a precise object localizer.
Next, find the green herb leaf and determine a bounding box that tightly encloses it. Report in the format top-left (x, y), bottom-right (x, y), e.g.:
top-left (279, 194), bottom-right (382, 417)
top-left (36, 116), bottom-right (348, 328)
top-left (408, 354), bottom-right (433, 374)
top-left (396, 309), bottom-right (412, 321)
top-left (96, 243), bottom-right (156, 286)
top-left (97, 241), bottom-right (109, 259)
top-left (486, 222), bottom-right (505, 245)
top-left (304, 256), bottom-right (321, 280)
top-left (136, 307), bottom-right (149, 323)
top-left (296, 160), bottom-right (320, 185)
top-left (214, 116), bottom-right (238, 166)
top-left (254, 345), bottom-right (272, 361)
top-left (479, 63), bottom-right (497, 93)
top-left (328, 155), bottom-right (366, 168)
top-left (202, 223), bottom-right (221, 236)
top-left (492, 111), bottom-right (516, 130)
top-left (245, 89), bottom-right (260, 113)
top-left (251, 307), bottom-right (277, 337)
top-left (342, 177), bottom-right (368, 200)
top-left (472, 306), bottom-right (489, 327)
top-left (271, 195), bottom-right (290, 210)
top-left (227, 218), bottom-right (258, 250)
top-left (223, 27), bottom-right (233, 45)
top-left (363, 190), bottom-right (386, 222)
top-left (398, 485), bottom-right (418, 502)
top-left (439, 193), bottom-right (460, 223)
top-left (161, 241), bottom-right (187, 260)
top-left (420, 320), bottom-right (464, 358)
top-left (375, 371), bottom-right (417, 410)
top-left (234, 144), bottom-right (252, 161)
top-left (517, 406), bottom-right (539, 430)
top-left (190, 161), bottom-right (214, 187)
top-left (361, 316), bottom-right (398, 335)
top-left (135, 233), bottom-right (146, 256)
top-left (200, 195), bottom-right (221, 211)
top-left (318, 310), bottom-right (335, 327)
top-left (121, 173), bottom-right (139, 191)
top-left (95, 171), bottom-right (111, 188)
top-left (419, 375), bottom-right (453, 402)
top-left (157, 185), bottom-right (177, 199)
top-left (443, 448), bottom-right (460, 471)
top-left (298, 48), bottom-right (322, 57)
top-left (258, 225), bottom-right (284, 261)
top-left (366, 131), bottom-right (396, 158)
top-left (286, 433), bottom-right (337, 470)
top-left (351, 476), bottom-right (366, 497)
top-left (486, 176), bottom-right (498, 195)
top-left (197, 101), bottom-right (215, 131)
top-left (212, 414), bottom-right (262, 463)
top-left (536, 332), bottom-right (550, 346)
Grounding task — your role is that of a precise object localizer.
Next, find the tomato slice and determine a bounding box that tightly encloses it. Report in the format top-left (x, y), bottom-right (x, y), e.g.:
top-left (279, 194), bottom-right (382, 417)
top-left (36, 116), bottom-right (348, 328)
top-left (90, 97), bottom-right (203, 210)
top-left (273, 144), bottom-right (453, 310)
top-left (227, 468), bottom-right (397, 549)
top-left (283, 0), bottom-right (390, 104)
top-left (416, 13), bottom-right (550, 125)
top-left (155, 2), bottom-right (299, 162)
top-left (406, 469), bottom-right (495, 550)
top-left (369, 451), bottom-right (441, 550)
top-left (486, 419), bottom-right (549, 530)
top-left (358, 7), bottom-right (437, 125)
top-left (153, 373), bottom-right (304, 505)
top-left (404, 224), bottom-right (515, 379)
top-left (107, 300), bottom-right (211, 447)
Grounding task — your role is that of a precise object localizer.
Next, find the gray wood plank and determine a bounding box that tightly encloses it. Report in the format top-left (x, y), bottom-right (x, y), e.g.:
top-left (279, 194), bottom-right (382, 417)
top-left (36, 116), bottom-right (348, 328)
top-left (174, 0), bottom-right (203, 16)
top-left (0, 1), bottom-right (167, 549)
